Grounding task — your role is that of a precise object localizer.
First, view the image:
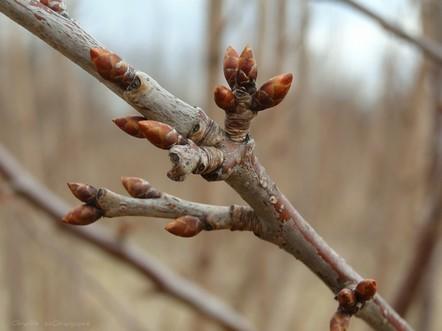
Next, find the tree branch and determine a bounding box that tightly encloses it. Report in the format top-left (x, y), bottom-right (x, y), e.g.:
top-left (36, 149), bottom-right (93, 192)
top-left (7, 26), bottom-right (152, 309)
top-left (318, 0), bottom-right (442, 65)
top-left (0, 144), bottom-right (255, 331)
top-left (63, 178), bottom-right (258, 237)
top-left (0, 1), bottom-right (413, 330)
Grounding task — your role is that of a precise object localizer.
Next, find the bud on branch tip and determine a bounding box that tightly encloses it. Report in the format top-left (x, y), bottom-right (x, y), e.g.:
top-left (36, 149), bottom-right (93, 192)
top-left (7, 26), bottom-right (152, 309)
top-left (113, 116), bottom-right (146, 138)
top-left (214, 85), bottom-right (235, 113)
top-left (165, 216), bottom-right (203, 237)
top-left (252, 73), bottom-right (293, 111)
top-left (237, 46), bottom-right (257, 85)
top-left (63, 205), bottom-right (102, 226)
top-left (223, 46), bottom-right (239, 89)
top-left (67, 182), bottom-right (97, 204)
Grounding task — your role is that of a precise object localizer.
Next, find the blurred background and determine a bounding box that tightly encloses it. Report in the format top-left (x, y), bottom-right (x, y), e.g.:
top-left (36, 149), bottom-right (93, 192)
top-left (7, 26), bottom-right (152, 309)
top-left (0, 0), bottom-right (441, 330)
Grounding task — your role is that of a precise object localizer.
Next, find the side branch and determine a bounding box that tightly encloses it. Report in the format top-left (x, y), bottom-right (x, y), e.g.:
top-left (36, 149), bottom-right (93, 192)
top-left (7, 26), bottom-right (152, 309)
top-left (63, 177), bottom-right (259, 237)
top-left (0, 145), bottom-right (255, 331)
top-left (321, 0), bottom-right (442, 65)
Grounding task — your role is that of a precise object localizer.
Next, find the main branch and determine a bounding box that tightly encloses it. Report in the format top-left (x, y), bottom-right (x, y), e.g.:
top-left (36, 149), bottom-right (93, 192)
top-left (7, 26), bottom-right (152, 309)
top-left (0, 1), bottom-right (413, 330)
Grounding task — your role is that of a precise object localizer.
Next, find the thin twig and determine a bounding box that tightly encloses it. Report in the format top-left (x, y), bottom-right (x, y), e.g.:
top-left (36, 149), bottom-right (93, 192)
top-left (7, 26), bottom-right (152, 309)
top-left (317, 0), bottom-right (442, 65)
top-left (0, 145), bottom-right (255, 331)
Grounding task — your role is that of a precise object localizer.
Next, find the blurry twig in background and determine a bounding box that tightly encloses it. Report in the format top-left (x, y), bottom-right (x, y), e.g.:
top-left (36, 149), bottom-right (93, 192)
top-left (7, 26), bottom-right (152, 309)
top-left (17, 217), bottom-right (147, 331)
top-left (0, 144), bottom-right (256, 331)
top-left (393, 3), bottom-right (442, 319)
top-left (316, 0), bottom-right (442, 65)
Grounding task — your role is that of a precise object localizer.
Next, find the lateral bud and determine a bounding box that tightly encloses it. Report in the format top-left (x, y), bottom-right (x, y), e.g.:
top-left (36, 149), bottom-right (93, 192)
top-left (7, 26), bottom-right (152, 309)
top-left (214, 85), bottom-right (235, 113)
top-left (355, 279), bottom-right (377, 302)
top-left (223, 46), bottom-right (239, 89)
top-left (121, 177), bottom-right (161, 199)
top-left (252, 73), bottom-right (293, 111)
top-left (165, 216), bottom-right (203, 237)
top-left (67, 182), bottom-right (97, 205)
top-left (62, 205), bottom-right (102, 225)
top-left (113, 116), bottom-right (147, 138)
top-left (138, 120), bottom-right (186, 150)
top-left (90, 48), bottom-right (136, 89)
top-left (237, 46), bottom-right (257, 86)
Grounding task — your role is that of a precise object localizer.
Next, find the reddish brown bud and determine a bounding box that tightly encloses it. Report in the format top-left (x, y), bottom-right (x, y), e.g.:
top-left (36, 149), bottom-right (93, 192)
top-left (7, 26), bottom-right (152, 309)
top-left (214, 85), bottom-right (235, 112)
top-left (113, 116), bottom-right (146, 138)
top-left (165, 216), bottom-right (203, 237)
top-left (40, 0), bottom-right (67, 15)
top-left (252, 73), bottom-right (293, 111)
top-left (355, 279), bottom-right (377, 302)
top-left (62, 205), bottom-right (102, 226)
top-left (336, 288), bottom-right (357, 310)
top-left (237, 46), bottom-right (257, 85)
top-left (90, 48), bottom-right (136, 89)
top-left (121, 177), bottom-right (161, 199)
top-left (67, 182), bottom-right (97, 204)
top-left (138, 120), bottom-right (184, 150)
top-left (330, 312), bottom-right (351, 331)
top-left (223, 46), bottom-right (239, 89)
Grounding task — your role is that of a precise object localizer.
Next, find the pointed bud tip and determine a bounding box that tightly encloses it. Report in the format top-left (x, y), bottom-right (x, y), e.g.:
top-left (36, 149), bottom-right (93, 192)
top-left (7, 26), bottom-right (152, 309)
top-left (280, 73), bottom-right (293, 85)
top-left (62, 205), bottom-right (102, 226)
top-left (67, 182), bottom-right (97, 203)
top-left (112, 116), bottom-right (146, 138)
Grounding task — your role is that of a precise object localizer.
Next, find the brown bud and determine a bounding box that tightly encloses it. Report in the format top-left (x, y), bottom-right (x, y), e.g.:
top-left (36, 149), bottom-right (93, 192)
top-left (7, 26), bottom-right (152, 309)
top-left (40, 0), bottom-right (67, 15)
top-left (165, 216), bottom-right (203, 237)
top-left (252, 73), bottom-right (293, 111)
top-left (336, 288), bottom-right (357, 311)
top-left (138, 120), bottom-right (184, 150)
top-left (113, 116), bottom-right (146, 138)
top-left (121, 176), bottom-right (161, 199)
top-left (62, 205), bottom-right (102, 226)
top-left (214, 85), bottom-right (235, 112)
top-left (355, 279), bottom-right (377, 302)
top-left (223, 46), bottom-right (239, 89)
top-left (237, 46), bottom-right (257, 85)
top-left (67, 182), bottom-right (97, 204)
top-left (330, 311), bottom-right (351, 331)
top-left (90, 48), bottom-right (136, 89)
